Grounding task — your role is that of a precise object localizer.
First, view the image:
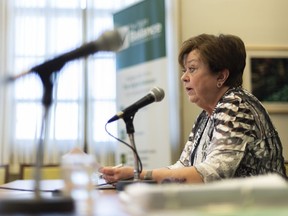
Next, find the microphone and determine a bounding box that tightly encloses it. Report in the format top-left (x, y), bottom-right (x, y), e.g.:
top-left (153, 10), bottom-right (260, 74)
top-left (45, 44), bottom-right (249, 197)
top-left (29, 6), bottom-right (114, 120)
top-left (107, 87), bottom-right (165, 123)
top-left (6, 29), bottom-right (125, 82)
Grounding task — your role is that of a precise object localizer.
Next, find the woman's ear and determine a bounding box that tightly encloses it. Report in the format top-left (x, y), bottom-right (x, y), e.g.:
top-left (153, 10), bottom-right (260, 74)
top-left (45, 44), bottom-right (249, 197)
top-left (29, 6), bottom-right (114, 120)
top-left (217, 69), bottom-right (229, 83)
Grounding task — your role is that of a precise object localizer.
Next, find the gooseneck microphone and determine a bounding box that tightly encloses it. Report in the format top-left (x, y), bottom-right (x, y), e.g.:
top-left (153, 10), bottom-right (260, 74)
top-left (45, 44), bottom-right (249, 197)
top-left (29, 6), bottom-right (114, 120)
top-left (107, 87), bottom-right (165, 123)
top-left (6, 29), bottom-right (125, 82)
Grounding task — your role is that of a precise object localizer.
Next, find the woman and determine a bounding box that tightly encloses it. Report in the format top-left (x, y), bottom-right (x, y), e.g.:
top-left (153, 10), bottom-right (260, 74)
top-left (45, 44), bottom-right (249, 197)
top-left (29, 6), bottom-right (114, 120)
top-left (100, 33), bottom-right (286, 184)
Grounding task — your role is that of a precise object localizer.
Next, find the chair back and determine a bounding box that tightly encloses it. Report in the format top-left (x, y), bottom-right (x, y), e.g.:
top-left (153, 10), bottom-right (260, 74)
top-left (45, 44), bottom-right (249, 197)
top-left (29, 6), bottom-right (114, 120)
top-left (0, 165), bottom-right (9, 184)
top-left (19, 164), bottom-right (61, 180)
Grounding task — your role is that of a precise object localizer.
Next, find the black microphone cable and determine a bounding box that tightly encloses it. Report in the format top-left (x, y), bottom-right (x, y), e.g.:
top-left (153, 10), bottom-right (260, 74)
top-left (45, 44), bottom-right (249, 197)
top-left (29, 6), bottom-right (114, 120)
top-left (0, 178), bottom-right (134, 193)
top-left (104, 122), bottom-right (143, 175)
top-left (0, 186), bottom-right (58, 193)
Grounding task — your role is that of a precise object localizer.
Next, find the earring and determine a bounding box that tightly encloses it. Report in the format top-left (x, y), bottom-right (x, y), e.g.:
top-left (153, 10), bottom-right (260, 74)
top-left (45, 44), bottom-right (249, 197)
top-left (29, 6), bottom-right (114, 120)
top-left (217, 82), bottom-right (222, 88)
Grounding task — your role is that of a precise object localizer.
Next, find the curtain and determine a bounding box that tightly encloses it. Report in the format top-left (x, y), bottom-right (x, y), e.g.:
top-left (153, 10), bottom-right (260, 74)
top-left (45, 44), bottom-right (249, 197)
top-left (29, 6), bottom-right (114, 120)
top-left (0, 0), bottom-right (11, 165)
top-left (1, 0), bottom-right (141, 173)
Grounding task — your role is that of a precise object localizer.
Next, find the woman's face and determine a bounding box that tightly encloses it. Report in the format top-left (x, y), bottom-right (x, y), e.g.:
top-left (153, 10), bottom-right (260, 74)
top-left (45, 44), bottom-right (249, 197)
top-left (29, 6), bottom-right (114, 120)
top-left (181, 50), bottom-right (222, 113)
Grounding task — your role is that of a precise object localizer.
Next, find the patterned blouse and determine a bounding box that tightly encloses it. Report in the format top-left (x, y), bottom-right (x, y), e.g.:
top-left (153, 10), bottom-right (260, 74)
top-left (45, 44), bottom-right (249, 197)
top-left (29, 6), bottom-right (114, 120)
top-left (168, 87), bottom-right (286, 183)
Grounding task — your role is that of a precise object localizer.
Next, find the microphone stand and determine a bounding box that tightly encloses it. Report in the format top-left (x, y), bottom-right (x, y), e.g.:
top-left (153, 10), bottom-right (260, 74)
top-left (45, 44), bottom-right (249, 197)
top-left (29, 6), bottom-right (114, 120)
top-left (115, 113), bottom-right (156, 191)
top-left (0, 71), bottom-right (74, 214)
top-left (124, 114), bottom-right (140, 181)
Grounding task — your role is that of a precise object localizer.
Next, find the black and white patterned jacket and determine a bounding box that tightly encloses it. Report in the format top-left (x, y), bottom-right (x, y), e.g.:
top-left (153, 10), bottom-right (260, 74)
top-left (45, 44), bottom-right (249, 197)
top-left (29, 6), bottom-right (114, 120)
top-left (169, 87), bottom-right (286, 183)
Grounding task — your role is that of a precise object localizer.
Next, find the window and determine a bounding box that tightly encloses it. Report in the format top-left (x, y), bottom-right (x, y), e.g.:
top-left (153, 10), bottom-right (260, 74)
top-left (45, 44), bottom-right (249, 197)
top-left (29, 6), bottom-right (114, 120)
top-left (6, 0), bottom-right (141, 166)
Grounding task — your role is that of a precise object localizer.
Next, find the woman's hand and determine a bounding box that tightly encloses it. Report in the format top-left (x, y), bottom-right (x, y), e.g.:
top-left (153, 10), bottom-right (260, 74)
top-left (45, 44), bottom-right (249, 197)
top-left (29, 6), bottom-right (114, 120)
top-left (99, 166), bottom-right (134, 183)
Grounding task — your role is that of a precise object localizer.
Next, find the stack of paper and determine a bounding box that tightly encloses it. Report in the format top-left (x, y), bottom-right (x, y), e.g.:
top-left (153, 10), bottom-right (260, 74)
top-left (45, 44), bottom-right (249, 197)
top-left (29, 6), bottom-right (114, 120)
top-left (119, 174), bottom-right (288, 215)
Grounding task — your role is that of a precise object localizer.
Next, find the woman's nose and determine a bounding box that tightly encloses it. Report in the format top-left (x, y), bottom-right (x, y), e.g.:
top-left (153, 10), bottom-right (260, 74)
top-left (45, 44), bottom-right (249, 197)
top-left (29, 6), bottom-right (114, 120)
top-left (181, 71), bottom-right (189, 82)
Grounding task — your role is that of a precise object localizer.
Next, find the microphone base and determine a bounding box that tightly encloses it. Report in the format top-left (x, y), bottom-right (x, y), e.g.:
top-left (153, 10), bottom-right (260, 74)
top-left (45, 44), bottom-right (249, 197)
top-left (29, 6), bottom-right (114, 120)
top-left (115, 179), bottom-right (157, 191)
top-left (0, 197), bottom-right (75, 214)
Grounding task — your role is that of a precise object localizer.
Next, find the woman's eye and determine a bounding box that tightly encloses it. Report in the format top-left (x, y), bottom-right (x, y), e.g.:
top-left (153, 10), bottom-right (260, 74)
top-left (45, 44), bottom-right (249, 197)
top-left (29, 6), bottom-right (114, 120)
top-left (181, 67), bottom-right (197, 73)
top-left (188, 67), bottom-right (196, 73)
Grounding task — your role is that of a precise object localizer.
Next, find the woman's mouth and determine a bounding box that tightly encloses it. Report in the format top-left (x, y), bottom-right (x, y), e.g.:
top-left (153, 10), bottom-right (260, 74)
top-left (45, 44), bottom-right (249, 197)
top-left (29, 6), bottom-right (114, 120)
top-left (185, 87), bottom-right (193, 94)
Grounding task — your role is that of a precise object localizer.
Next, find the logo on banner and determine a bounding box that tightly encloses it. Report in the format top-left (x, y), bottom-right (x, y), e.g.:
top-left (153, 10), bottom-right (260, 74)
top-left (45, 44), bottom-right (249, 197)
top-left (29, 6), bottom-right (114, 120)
top-left (119, 19), bottom-right (163, 51)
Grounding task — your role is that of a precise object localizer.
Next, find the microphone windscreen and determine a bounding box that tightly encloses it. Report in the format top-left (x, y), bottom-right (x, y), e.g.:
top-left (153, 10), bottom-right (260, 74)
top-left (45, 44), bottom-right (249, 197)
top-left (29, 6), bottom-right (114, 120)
top-left (97, 29), bottom-right (126, 52)
top-left (150, 87), bottom-right (165, 102)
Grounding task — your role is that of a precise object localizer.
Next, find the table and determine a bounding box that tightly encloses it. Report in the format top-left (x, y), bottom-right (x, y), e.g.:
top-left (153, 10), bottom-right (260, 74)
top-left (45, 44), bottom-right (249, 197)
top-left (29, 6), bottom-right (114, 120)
top-left (2, 176), bottom-right (288, 216)
top-left (0, 179), bottom-right (129, 216)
